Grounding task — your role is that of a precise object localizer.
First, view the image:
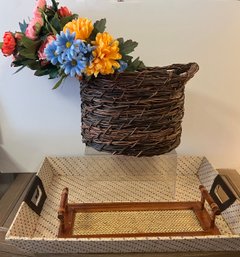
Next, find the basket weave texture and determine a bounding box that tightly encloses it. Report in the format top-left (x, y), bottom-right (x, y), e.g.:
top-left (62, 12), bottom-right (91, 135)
top-left (80, 63), bottom-right (199, 156)
top-left (73, 210), bottom-right (203, 236)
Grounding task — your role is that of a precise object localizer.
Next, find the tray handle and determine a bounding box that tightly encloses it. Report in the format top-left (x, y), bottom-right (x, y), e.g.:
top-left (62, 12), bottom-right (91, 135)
top-left (24, 176), bottom-right (47, 215)
top-left (210, 174), bottom-right (237, 212)
top-left (199, 185), bottom-right (221, 228)
top-left (58, 187), bottom-right (69, 234)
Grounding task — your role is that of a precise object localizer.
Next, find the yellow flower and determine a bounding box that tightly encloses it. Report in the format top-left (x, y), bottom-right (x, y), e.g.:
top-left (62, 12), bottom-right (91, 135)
top-left (63, 18), bottom-right (93, 40)
top-left (85, 32), bottom-right (122, 77)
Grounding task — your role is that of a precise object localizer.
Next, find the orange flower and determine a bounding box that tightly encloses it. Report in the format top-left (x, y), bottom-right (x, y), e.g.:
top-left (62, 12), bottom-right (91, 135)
top-left (85, 32), bottom-right (122, 77)
top-left (1, 32), bottom-right (16, 56)
top-left (63, 18), bottom-right (93, 40)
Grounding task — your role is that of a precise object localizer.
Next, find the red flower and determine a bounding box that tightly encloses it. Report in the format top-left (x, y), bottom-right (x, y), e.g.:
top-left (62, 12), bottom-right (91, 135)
top-left (1, 32), bottom-right (16, 56)
top-left (58, 6), bottom-right (72, 17)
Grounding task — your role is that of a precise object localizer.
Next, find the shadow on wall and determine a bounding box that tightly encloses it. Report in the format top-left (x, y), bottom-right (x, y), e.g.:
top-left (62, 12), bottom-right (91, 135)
top-left (0, 117), bottom-right (2, 146)
top-left (51, 76), bottom-right (81, 102)
top-left (0, 104), bottom-right (25, 173)
top-left (180, 90), bottom-right (240, 167)
top-left (185, 90), bottom-right (240, 135)
top-left (0, 145), bottom-right (25, 173)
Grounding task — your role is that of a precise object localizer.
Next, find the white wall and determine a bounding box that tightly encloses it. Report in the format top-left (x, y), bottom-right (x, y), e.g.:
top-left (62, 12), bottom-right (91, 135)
top-left (0, 0), bottom-right (240, 172)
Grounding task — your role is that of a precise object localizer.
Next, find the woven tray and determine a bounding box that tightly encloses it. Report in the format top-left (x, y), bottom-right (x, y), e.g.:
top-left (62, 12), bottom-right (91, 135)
top-left (5, 155), bottom-right (240, 253)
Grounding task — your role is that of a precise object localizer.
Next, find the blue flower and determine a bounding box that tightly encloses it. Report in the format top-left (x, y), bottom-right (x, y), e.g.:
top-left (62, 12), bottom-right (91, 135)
top-left (118, 60), bottom-right (128, 72)
top-left (55, 29), bottom-right (78, 59)
top-left (61, 58), bottom-right (87, 77)
top-left (73, 41), bottom-right (95, 64)
top-left (45, 30), bottom-right (95, 77)
top-left (44, 41), bottom-right (59, 65)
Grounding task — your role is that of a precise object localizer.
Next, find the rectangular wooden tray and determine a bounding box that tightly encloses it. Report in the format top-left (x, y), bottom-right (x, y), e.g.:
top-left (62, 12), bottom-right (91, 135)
top-left (58, 185), bottom-right (221, 238)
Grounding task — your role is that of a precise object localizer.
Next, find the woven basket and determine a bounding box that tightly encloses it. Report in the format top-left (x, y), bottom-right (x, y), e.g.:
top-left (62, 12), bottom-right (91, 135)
top-left (80, 63), bottom-right (199, 156)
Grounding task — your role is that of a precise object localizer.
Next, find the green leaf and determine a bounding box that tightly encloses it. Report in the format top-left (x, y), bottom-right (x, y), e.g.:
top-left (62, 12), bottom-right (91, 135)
top-left (89, 18), bottom-right (106, 40)
top-left (52, 75), bottom-right (66, 89)
top-left (27, 61), bottom-right (42, 70)
top-left (49, 67), bottom-right (59, 79)
top-left (117, 37), bottom-right (142, 70)
top-left (121, 55), bottom-right (133, 63)
top-left (34, 69), bottom-right (50, 76)
top-left (21, 36), bottom-right (41, 50)
top-left (51, 13), bottom-right (61, 33)
top-left (138, 61), bottom-right (145, 69)
top-left (19, 20), bottom-right (28, 33)
top-left (51, 0), bottom-right (59, 11)
top-left (13, 65), bottom-right (26, 74)
top-left (13, 59), bottom-right (37, 68)
top-left (0, 42), bottom-right (3, 49)
top-left (117, 37), bottom-right (124, 45)
top-left (94, 18), bottom-right (106, 33)
top-left (19, 49), bottom-right (36, 59)
top-left (35, 22), bottom-right (42, 35)
top-left (119, 39), bottom-right (138, 55)
top-left (12, 59), bottom-right (26, 67)
top-left (60, 14), bottom-right (78, 27)
top-left (43, 12), bottom-right (58, 35)
top-left (126, 57), bottom-right (145, 72)
top-left (45, 23), bottom-right (53, 34)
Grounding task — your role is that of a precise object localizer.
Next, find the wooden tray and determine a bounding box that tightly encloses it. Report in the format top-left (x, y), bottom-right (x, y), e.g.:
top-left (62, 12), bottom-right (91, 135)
top-left (58, 185), bottom-right (221, 238)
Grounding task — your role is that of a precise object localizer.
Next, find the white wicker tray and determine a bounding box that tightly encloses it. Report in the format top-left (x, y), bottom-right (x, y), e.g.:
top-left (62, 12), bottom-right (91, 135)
top-left (5, 155), bottom-right (240, 253)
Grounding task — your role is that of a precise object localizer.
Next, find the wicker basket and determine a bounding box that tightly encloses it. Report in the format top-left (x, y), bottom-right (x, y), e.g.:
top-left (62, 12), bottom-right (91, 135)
top-left (80, 63), bottom-right (199, 156)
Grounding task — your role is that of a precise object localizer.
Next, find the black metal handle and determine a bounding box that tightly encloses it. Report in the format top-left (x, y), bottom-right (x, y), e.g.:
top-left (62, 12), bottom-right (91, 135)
top-left (210, 175), bottom-right (236, 212)
top-left (24, 176), bottom-right (47, 215)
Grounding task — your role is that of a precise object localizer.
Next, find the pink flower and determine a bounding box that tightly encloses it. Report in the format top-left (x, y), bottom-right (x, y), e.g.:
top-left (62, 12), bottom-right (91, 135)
top-left (25, 16), bottom-right (44, 40)
top-left (58, 6), bottom-right (72, 17)
top-left (25, 0), bottom-right (46, 40)
top-left (33, 0), bottom-right (46, 17)
top-left (38, 35), bottom-right (56, 60)
top-left (15, 32), bottom-right (23, 40)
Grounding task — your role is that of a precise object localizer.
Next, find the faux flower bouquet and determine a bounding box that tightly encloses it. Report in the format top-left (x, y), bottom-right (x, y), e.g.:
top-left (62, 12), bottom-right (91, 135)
top-left (0, 0), bottom-right (145, 88)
